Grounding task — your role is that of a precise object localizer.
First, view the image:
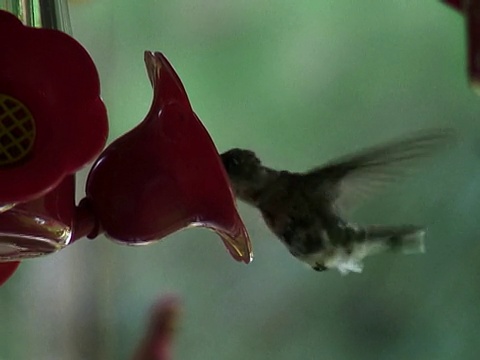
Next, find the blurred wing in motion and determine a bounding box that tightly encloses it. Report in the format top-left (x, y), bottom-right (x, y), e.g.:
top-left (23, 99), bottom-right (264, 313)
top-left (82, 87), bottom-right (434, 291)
top-left (304, 128), bottom-right (456, 216)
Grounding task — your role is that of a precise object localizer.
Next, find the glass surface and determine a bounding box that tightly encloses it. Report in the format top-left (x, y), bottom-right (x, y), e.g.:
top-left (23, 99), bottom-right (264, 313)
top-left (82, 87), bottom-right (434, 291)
top-left (0, 176), bottom-right (75, 260)
top-left (1, 1), bottom-right (480, 360)
top-left (0, 0), bottom-right (71, 33)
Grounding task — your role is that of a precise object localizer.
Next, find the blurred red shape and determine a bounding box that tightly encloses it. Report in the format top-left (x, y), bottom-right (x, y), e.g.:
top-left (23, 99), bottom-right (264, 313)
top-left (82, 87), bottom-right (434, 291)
top-left (86, 52), bottom-right (252, 263)
top-left (442, 0), bottom-right (462, 11)
top-left (442, 0), bottom-right (480, 93)
top-left (0, 261), bottom-right (20, 286)
top-left (133, 296), bottom-right (180, 360)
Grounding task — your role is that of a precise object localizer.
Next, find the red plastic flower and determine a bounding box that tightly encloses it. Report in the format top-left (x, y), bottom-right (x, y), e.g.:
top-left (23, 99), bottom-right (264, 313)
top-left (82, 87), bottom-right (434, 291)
top-left (86, 52), bottom-right (252, 263)
top-left (0, 10), bottom-right (108, 206)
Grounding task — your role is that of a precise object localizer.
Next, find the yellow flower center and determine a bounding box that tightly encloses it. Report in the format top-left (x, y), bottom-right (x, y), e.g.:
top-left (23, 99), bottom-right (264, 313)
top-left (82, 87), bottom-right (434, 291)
top-left (0, 94), bottom-right (36, 166)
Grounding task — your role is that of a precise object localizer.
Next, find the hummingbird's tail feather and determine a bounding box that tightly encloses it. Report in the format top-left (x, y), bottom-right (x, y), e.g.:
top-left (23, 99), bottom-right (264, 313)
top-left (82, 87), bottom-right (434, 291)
top-left (362, 225), bottom-right (426, 254)
top-left (319, 224), bottom-right (425, 275)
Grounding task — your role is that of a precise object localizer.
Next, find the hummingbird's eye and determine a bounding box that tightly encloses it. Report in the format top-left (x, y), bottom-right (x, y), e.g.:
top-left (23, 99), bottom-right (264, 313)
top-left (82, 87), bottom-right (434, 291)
top-left (222, 149), bottom-right (251, 171)
top-left (313, 264), bottom-right (328, 272)
top-left (221, 154), bottom-right (240, 173)
top-left (221, 148), bottom-right (261, 180)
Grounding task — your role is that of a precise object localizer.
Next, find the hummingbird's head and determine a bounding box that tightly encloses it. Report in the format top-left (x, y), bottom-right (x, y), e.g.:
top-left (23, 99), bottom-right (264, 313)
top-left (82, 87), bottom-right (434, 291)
top-left (221, 148), bottom-right (262, 180)
top-left (220, 148), bottom-right (266, 202)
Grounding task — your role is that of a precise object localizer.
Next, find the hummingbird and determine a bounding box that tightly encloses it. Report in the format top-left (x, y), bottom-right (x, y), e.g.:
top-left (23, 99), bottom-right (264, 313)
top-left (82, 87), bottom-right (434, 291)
top-left (221, 129), bottom-right (455, 274)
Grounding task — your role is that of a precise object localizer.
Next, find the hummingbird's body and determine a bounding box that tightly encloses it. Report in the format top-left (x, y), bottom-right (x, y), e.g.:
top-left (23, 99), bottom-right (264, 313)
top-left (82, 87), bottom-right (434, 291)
top-left (221, 129), bottom-right (454, 274)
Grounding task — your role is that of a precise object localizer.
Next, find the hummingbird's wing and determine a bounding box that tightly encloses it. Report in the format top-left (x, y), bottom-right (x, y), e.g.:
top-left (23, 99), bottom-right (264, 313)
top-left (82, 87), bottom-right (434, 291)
top-left (304, 128), bottom-right (456, 216)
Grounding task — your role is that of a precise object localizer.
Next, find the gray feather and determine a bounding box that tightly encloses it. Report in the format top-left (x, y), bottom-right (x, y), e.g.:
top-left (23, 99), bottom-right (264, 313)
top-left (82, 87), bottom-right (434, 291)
top-left (304, 128), bottom-right (456, 216)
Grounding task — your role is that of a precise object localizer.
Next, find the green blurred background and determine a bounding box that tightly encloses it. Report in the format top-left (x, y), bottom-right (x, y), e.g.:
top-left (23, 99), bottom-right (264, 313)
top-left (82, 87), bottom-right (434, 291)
top-left (2, 0), bottom-right (480, 359)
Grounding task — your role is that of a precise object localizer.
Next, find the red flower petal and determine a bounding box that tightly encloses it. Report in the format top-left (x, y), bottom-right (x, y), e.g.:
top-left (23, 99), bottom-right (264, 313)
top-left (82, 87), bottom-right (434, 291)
top-left (0, 10), bottom-right (108, 205)
top-left (86, 52), bottom-right (252, 263)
